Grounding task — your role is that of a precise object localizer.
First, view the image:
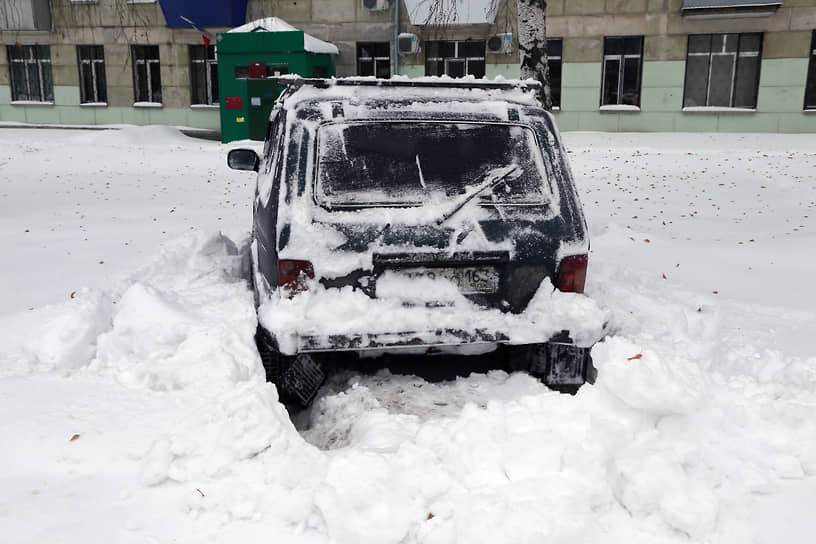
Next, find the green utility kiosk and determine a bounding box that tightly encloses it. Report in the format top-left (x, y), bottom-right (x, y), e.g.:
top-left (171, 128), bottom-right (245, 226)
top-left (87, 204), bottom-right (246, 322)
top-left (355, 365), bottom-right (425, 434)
top-left (217, 17), bottom-right (338, 143)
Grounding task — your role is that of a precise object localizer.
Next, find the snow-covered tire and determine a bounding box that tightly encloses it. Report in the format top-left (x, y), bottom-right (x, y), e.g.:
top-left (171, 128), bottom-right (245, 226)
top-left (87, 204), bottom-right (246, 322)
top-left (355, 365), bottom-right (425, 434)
top-left (254, 325), bottom-right (326, 408)
top-left (255, 325), bottom-right (285, 383)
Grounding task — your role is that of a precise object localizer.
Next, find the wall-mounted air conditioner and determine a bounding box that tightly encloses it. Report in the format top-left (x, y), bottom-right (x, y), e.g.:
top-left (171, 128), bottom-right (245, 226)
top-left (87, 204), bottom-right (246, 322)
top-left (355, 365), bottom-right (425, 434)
top-left (361, 0), bottom-right (390, 11)
top-left (398, 33), bottom-right (419, 54)
top-left (487, 33), bottom-right (513, 54)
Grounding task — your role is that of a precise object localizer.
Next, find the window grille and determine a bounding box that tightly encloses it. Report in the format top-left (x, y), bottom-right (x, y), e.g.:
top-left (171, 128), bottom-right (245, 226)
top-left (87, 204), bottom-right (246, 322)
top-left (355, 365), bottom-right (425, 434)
top-left (424, 40), bottom-right (486, 78)
top-left (77, 45), bottom-right (107, 104)
top-left (7, 45), bottom-right (53, 102)
top-left (683, 33), bottom-right (762, 109)
top-left (131, 45), bottom-right (162, 103)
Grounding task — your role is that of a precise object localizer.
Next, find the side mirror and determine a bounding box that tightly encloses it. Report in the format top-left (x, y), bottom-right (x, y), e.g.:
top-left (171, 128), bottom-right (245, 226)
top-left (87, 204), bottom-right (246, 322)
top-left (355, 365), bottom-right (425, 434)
top-left (227, 148), bottom-right (260, 172)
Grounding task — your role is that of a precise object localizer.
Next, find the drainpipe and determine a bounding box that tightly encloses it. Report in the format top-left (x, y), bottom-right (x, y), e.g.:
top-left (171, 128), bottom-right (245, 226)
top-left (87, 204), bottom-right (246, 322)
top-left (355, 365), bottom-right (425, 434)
top-left (393, 0), bottom-right (399, 76)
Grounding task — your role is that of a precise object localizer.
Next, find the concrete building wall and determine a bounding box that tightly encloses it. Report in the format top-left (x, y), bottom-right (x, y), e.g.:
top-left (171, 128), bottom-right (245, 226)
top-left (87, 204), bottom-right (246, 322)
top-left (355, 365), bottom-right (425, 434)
top-left (547, 0), bottom-right (816, 132)
top-left (0, 0), bottom-right (223, 128)
top-left (247, 0), bottom-right (520, 78)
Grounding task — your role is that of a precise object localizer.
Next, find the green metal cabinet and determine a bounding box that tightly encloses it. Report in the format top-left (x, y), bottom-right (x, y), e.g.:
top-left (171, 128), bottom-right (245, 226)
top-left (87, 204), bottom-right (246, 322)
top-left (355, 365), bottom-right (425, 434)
top-left (216, 30), bottom-right (336, 143)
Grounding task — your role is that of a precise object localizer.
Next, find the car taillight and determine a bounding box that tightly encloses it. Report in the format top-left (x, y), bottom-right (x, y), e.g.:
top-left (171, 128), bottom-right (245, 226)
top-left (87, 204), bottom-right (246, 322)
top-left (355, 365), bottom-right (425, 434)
top-left (557, 254), bottom-right (588, 293)
top-left (278, 259), bottom-right (314, 294)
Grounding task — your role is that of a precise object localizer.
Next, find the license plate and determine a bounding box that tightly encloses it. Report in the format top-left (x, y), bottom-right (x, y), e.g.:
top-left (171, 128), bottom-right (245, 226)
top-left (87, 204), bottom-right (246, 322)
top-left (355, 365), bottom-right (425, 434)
top-left (400, 266), bottom-right (499, 294)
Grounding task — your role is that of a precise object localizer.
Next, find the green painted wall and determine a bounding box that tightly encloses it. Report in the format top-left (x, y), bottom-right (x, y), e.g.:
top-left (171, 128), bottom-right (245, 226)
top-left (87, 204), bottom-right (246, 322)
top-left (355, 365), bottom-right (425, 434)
top-left (2, 59), bottom-right (813, 133)
top-left (553, 58), bottom-right (815, 132)
top-left (0, 84), bottom-right (219, 128)
top-left (396, 64), bottom-right (424, 78)
top-left (485, 63), bottom-right (521, 80)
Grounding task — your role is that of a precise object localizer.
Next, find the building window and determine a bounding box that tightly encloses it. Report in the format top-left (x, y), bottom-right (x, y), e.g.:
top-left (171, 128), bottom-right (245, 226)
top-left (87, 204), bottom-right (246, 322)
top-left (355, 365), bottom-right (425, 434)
top-left (357, 42), bottom-right (391, 79)
top-left (7, 45), bottom-right (53, 102)
top-left (77, 45), bottom-right (106, 104)
top-left (683, 33), bottom-right (762, 109)
top-left (547, 38), bottom-right (562, 109)
top-left (131, 45), bottom-right (161, 104)
top-left (425, 40), bottom-right (485, 78)
top-left (601, 36), bottom-right (643, 107)
top-left (190, 45), bottom-right (218, 105)
top-left (805, 31), bottom-right (816, 110)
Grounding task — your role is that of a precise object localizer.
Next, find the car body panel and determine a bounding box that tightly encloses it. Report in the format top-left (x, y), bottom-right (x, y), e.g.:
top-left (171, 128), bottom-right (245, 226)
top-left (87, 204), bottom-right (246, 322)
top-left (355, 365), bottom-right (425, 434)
top-left (248, 78), bottom-right (596, 355)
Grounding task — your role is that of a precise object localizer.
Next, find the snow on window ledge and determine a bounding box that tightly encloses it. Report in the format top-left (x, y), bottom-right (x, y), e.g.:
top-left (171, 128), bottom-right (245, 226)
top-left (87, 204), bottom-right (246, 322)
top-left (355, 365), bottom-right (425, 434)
top-left (11, 101), bottom-right (55, 106)
top-left (80, 102), bottom-right (108, 108)
top-left (682, 106), bottom-right (756, 113)
top-left (803, 108), bottom-right (816, 113)
top-left (190, 104), bottom-right (220, 110)
top-left (126, 0), bottom-right (155, 4)
top-left (133, 102), bottom-right (163, 108)
top-left (599, 104), bottom-right (641, 112)
top-left (70, 0), bottom-right (98, 4)
top-left (550, 106), bottom-right (561, 112)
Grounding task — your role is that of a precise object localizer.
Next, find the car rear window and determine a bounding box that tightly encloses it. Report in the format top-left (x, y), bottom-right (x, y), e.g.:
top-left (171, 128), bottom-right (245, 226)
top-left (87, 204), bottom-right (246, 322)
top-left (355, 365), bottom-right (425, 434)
top-left (315, 121), bottom-right (553, 208)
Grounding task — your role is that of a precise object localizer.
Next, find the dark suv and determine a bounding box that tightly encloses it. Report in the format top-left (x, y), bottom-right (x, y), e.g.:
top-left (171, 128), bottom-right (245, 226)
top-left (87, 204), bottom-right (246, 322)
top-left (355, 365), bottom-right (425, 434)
top-left (228, 78), bottom-right (603, 406)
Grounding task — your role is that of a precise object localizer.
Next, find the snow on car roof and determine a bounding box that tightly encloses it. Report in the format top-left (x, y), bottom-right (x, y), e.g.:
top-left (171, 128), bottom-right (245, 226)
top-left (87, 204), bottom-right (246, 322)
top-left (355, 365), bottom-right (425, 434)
top-left (279, 76), bottom-right (542, 105)
top-left (277, 76), bottom-right (544, 120)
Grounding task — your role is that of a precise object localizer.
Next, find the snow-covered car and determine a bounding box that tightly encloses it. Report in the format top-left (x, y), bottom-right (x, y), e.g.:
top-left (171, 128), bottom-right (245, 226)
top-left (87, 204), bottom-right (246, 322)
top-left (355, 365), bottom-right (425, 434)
top-left (228, 77), bottom-right (605, 406)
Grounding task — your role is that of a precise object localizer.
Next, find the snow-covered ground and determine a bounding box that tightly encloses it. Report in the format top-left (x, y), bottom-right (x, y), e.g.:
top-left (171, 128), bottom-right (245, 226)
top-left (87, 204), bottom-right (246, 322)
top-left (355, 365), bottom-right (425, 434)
top-left (0, 126), bottom-right (814, 543)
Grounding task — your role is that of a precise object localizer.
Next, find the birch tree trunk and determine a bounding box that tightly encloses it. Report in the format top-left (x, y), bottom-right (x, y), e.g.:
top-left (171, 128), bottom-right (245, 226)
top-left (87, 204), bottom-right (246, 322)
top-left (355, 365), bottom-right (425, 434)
top-left (517, 0), bottom-right (551, 110)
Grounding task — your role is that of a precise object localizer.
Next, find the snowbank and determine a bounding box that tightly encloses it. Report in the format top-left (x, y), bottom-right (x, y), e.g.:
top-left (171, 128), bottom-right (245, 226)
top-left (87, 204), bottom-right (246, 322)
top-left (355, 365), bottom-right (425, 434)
top-left (1, 128), bottom-right (815, 543)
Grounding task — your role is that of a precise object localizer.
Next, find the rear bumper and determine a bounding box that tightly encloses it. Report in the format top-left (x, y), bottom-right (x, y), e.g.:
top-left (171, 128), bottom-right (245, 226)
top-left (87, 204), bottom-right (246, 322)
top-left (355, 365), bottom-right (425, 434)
top-left (280, 328), bottom-right (575, 354)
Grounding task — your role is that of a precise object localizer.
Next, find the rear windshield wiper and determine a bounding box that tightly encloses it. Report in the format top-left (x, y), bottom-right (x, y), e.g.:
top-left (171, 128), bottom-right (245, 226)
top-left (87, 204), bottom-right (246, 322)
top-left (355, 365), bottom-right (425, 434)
top-left (436, 164), bottom-right (521, 226)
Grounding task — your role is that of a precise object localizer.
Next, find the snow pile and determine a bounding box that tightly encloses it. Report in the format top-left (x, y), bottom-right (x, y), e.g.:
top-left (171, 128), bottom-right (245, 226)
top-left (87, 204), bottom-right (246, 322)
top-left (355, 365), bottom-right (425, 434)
top-left (1, 129), bottom-right (816, 543)
top-left (10, 233), bottom-right (259, 389)
top-left (78, 124), bottom-right (194, 146)
top-left (91, 233), bottom-right (259, 391)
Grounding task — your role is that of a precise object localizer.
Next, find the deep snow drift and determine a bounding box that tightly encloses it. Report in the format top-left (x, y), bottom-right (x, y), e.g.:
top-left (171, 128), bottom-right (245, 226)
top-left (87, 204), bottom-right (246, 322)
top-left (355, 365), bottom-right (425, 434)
top-left (0, 127), bottom-right (815, 543)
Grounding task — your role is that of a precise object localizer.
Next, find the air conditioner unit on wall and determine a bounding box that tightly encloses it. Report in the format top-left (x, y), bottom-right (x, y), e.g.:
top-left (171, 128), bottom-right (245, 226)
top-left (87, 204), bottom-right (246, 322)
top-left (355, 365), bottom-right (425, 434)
top-left (362, 0), bottom-right (390, 11)
top-left (487, 33), bottom-right (513, 54)
top-left (398, 33), bottom-right (419, 54)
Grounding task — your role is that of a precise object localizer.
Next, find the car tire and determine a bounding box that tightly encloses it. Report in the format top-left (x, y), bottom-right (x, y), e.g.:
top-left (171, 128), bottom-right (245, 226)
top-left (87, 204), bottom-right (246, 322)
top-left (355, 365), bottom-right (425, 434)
top-left (255, 325), bottom-right (285, 383)
top-left (254, 325), bottom-right (326, 408)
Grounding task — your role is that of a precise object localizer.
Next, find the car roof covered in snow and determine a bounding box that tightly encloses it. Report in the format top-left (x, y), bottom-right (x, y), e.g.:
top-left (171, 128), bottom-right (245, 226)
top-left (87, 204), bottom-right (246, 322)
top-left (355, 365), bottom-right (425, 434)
top-left (276, 76), bottom-right (546, 122)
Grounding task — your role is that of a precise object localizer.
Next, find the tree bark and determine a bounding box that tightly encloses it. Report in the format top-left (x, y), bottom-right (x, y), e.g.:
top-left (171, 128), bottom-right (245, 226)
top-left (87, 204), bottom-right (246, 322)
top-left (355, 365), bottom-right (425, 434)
top-left (517, 0), bottom-right (551, 110)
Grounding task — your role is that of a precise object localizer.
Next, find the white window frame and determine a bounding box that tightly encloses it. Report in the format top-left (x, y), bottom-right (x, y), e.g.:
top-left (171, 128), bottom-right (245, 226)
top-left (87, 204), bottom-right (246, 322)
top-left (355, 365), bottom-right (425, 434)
top-left (805, 31), bottom-right (816, 111)
top-left (77, 45), bottom-right (106, 104)
top-left (132, 45), bottom-right (161, 104)
top-left (601, 37), bottom-right (643, 107)
top-left (685, 33), bottom-right (761, 109)
top-left (548, 38), bottom-right (562, 109)
top-left (425, 40), bottom-right (486, 78)
top-left (190, 45), bottom-right (218, 105)
top-left (8, 45), bottom-right (52, 103)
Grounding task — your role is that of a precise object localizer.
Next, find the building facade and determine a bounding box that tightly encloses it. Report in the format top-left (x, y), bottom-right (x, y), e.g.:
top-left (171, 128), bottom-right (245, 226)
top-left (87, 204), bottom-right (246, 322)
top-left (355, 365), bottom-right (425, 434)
top-left (1, 0), bottom-right (815, 132)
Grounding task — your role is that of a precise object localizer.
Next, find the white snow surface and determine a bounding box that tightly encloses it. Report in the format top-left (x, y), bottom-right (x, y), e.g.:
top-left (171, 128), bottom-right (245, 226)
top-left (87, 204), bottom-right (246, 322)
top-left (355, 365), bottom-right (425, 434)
top-left (228, 17), bottom-right (340, 55)
top-left (1, 126), bottom-right (816, 542)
